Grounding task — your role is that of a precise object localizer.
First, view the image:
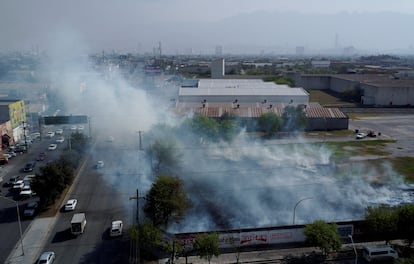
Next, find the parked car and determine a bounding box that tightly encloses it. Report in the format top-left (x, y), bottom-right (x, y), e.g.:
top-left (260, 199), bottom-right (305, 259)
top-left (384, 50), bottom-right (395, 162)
top-left (12, 180), bottom-right (25, 190)
top-left (14, 145), bottom-right (27, 153)
top-left (20, 185), bottom-right (34, 198)
top-left (56, 137), bottom-right (64, 143)
top-left (48, 144), bottom-right (57, 151)
top-left (23, 161), bottom-right (36, 172)
top-left (55, 128), bottom-right (63, 135)
top-left (5, 151), bottom-right (17, 157)
top-left (109, 220), bottom-right (123, 237)
top-left (23, 201), bottom-right (38, 217)
top-left (23, 174), bottom-right (36, 185)
top-left (4, 175), bottom-right (21, 187)
top-left (36, 251), bottom-right (55, 264)
top-left (46, 131), bottom-right (55, 138)
top-left (356, 132), bottom-right (366, 139)
top-left (65, 199), bottom-right (78, 211)
top-left (0, 154), bottom-right (9, 161)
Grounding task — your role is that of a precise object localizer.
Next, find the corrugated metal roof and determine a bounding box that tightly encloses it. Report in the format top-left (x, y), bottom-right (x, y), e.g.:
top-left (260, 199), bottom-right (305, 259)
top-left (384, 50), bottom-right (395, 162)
top-left (175, 103), bottom-right (347, 119)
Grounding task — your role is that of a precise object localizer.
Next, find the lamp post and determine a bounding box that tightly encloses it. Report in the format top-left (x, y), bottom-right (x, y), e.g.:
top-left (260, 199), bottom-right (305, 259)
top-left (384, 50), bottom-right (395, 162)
top-left (0, 196), bottom-right (24, 256)
top-left (292, 197), bottom-right (313, 225)
top-left (348, 234), bottom-right (357, 264)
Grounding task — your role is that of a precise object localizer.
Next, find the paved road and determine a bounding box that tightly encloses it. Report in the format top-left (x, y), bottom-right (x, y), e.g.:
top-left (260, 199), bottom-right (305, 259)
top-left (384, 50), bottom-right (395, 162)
top-left (349, 114), bottom-right (414, 157)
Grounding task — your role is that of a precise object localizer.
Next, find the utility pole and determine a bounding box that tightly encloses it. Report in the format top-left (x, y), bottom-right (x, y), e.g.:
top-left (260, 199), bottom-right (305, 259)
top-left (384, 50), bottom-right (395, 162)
top-left (22, 121), bottom-right (28, 153)
top-left (138, 131), bottom-right (142, 150)
top-left (130, 189), bottom-right (143, 264)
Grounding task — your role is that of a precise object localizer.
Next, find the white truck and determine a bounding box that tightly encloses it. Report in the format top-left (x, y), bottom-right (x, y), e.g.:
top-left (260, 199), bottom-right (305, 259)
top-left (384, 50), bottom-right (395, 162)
top-left (71, 213), bottom-right (87, 235)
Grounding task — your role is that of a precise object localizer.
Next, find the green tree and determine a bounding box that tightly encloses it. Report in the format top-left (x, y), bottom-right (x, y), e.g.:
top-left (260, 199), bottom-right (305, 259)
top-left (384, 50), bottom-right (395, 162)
top-left (164, 239), bottom-right (183, 264)
top-left (257, 112), bottom-right (282, 136)
top-left (218, 113), bottom-right (241, 142)
top-left (129, 222), bottom-right (162, 262)
top-left (396, 204), bottom-right (414, 246)
top-left (68, 132), bottom-right (89, 153)
top-left (365, 205), bottom-right (398, 244)
top-left (282, 105), bottom-right (308, 131)
top-left (304, 220), bottom-right (342, 255)
top-left (31, 161), bottom-right (72, 206)
top-left (193, 232), bottom-right (220, 264)
top-left (148, 139), bottom-right (182, 173)
top-left (187, 115), bottom-right (219, 141)
top-left (144, 174), bottom-right (189, 227)
top-left (137, 222), bottom-right (162, 248)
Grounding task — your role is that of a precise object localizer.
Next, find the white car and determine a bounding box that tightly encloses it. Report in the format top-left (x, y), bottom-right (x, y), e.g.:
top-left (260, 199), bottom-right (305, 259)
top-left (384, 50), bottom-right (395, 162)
top-left (56, 137), bottom-right (65, 143)
top-left (13, 180), bottom-right (25, 190)
top-left (70, 125), bottom-right (77, 131)
top-left (19, 185), bottom-right (34, 198)
top-left (36, 251), bottom-right (55, 264)
top-left (46, 131), bottom-right (55, 138)
top-left (55, 129), bottom-right (63, 135)
top-left (356, 132), bottom-right (366, 139)
top-left (48, 144), bottom-right (57, 150)
top-left (77, 125), bottom-right (84, 130)
top-left (96, 160), bottom-right (104, 169)
top-left (110, 220), bottom-right (123, 237)
top-left (65, 199), bottom-right (78, 211)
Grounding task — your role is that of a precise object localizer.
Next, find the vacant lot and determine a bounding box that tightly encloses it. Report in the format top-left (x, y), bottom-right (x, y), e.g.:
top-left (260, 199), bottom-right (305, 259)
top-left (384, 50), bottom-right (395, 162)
top-left (308, 89), bottom-right (357, 107)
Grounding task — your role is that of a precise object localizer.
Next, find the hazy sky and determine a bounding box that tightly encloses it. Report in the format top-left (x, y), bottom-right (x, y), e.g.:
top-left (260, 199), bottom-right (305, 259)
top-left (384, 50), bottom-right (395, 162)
top-left (2, 0), bottom-right (414, 54)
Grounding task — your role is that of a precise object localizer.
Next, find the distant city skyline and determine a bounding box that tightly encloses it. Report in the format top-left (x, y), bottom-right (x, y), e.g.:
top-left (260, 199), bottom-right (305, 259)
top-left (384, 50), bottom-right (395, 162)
top-left (1, 0), bottom-right (414, 55)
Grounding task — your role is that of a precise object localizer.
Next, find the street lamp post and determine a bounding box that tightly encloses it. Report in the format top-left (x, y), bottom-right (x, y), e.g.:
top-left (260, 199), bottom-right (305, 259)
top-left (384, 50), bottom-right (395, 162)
top-left (292, 197), bottom-right (313, 225)
top-left (0, 196), bottom-right (24, 256)
top-left (348, 234), bottom-right (357, 264)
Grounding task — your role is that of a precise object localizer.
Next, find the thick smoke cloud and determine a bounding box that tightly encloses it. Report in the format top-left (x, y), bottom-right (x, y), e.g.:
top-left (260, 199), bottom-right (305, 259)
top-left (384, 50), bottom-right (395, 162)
top-left (43, 38), bottom-right (413, 233)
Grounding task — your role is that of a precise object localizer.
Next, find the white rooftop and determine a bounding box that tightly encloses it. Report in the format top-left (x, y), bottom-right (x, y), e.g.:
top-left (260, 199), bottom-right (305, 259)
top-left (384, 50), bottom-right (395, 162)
top-left (196, 79), bottom-right (289, 89)
top-left (179, 78), bottom-right (308, 97)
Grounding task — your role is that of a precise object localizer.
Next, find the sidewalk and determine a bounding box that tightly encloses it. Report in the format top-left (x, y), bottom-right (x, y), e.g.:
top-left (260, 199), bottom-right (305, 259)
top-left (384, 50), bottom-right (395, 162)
top-left (5, 217), bottom-right (57, 264)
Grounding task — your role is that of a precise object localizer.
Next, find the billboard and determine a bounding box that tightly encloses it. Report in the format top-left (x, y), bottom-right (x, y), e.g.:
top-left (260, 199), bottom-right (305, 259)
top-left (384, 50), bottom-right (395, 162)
top-left (41, 115), bottom-right (88, 125)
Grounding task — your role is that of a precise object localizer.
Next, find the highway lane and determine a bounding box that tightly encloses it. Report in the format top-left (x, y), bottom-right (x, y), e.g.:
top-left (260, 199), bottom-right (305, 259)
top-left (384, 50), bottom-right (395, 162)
top-left (39, 134), bottom-right (140, 263)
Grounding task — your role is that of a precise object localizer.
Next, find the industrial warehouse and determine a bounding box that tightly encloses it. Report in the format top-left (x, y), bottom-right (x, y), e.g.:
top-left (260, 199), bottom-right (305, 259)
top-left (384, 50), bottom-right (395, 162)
top-left (176, 78), bottom-right (349, 131)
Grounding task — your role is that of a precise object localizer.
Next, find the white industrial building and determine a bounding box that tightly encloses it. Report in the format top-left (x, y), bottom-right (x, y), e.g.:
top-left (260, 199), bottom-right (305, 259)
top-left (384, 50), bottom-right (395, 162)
top-left (178, 79), bottom-right (309, 105)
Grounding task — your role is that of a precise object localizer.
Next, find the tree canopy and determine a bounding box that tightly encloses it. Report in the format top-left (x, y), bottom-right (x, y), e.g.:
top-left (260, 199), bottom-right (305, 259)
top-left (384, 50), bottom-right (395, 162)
top-left (257, 112), bottom-right (282, 136)
top-left (31, 159), bottom-right (74, 206)
top-left (148, 139), bottom-right (182, 173)
top-left (193, 232), bottom-right (220, 264)
top-left (396, 204), bottom-right (414, 246)
top-left (143, 174), bottom-right (189, 227)
top-left (365, 205), bottom-right (398, 244)
top-left (281, 105), bottom-right (308, 131)
top-left (183, 114), bottom-right (241, 143)
top-left (304, 220), bottom-right (342, 255)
